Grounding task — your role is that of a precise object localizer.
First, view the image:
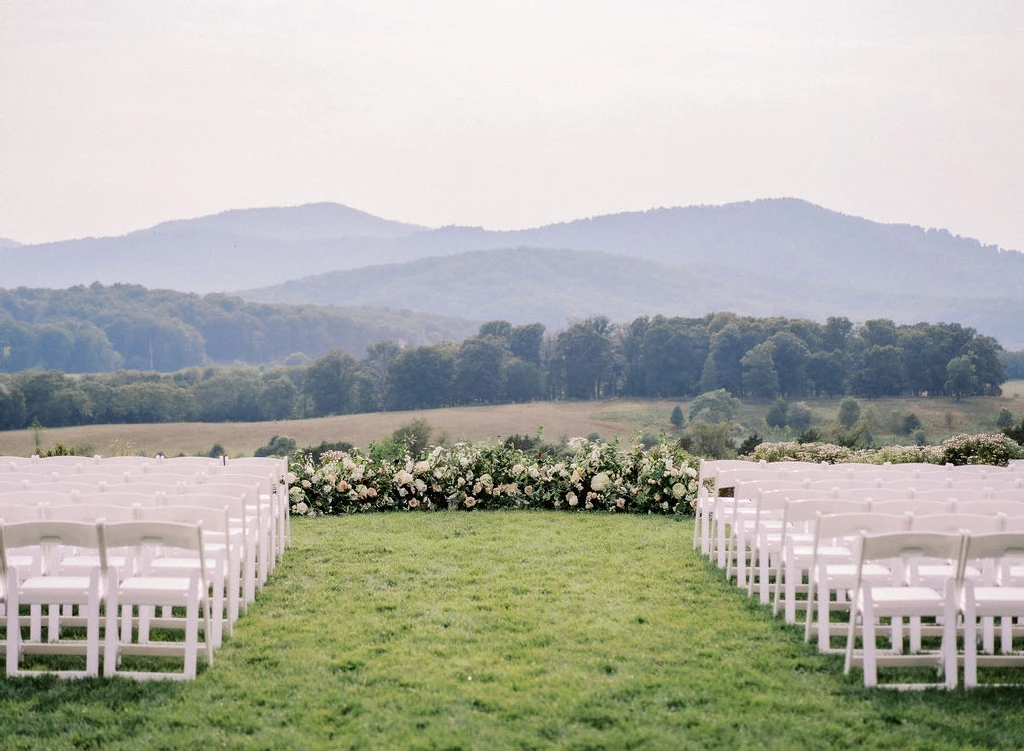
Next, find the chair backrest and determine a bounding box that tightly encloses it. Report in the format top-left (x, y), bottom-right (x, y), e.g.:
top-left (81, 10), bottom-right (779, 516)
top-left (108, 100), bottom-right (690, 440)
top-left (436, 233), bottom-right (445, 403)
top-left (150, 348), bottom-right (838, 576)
top-left (0, 503), bottom-right (46, 523)
top-left (953, 499), bottom-right (1024, 517)
top-left (958, 532), bottom-right (1024, 583)
top-left (101, 520), bottom-right (204, 559)
top-left (869, 498), bottom-right (953, 515)
top-left (45, 502), bottom-right (138, 523)
top-left (0, 489), bottom-right (80, 506)
top-left (128, 471), bottom-right (204, 486)
top-left (75, 491), bottom-right (161, 508)
top-left (23, 480), bottom-right (107, 495)
top-left (814, 511), bottom-right (911, 544)
top-left (910, 513), bottom-right (1005, 534)
top-left (856, 532), bottom-right (964, 584)
top-left (786, 498), bottom-right (870, 526)
top-left (0, 519), bottom-right (106, 575)
top-left (912, 488), bottom-right (971, 504)
top-left (137, 504), bottom-right (231, 537)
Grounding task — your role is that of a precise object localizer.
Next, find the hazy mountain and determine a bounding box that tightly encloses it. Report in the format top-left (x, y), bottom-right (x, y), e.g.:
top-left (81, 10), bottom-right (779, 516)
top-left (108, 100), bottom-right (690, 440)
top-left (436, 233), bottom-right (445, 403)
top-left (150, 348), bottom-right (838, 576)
top-left (239, 245), bottom-right (1024, 347)
top-left (142, 202), bottom-right (425, 242)
top-left (3, 198), bottom-right (1023, 345)
top-left (0, 237), bottom-right (22, 248)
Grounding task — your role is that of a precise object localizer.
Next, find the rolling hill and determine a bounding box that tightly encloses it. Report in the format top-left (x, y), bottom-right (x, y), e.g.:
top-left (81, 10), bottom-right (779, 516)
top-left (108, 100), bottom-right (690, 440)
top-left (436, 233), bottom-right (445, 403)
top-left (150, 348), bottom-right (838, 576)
top-left (3, 198), bottom-right (1023, 346)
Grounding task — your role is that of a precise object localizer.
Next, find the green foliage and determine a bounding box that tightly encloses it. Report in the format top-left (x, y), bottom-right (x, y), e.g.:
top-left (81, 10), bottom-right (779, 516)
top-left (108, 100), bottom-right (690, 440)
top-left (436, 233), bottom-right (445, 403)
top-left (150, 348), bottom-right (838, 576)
top-left (795, 428), bottom-right (821, 444)
top-left (392, 418), bottom-right (433, 458)
top-left (737, 432), bottom-right (763, 456)
top-left (837, 397), bottom-right (860, 429)
top-left (0, 311), bottom-right (1013, 431)
top-left (254, 434), bottom-right (297, 458)
top-left (1003, 418), bottom-right (1024, 446)
top-left (300, 440), bottom-right (356, 463)
top-left (207, 443), bottom-right (225, 459)
top-left (684, 421), bottom-right (735, 460)
top-left (687, 388), bottom-right (739, 424)
top-left (765, 398), bottom-right (789, 428)
top-left (901, 412), bottom-right (922, 434)
top-left (669, 404), bottom-right (684, 429)
top-left (996, 408), bottom-right (1015, 429)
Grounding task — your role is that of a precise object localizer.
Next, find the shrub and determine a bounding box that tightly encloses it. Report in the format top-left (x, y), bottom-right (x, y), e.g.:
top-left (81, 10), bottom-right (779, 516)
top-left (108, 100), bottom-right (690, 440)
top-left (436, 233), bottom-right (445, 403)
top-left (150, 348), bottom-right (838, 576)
top-left (901, 413), bottom-right (922, 435)
top-left (838, 397), bottom-right (860, 429)
top-left (940, 433), bottom-right (1024, 466)
top-left (392, 419), bottom-right (433, 458)
top-left (255, 435), bottom-right (297, 458)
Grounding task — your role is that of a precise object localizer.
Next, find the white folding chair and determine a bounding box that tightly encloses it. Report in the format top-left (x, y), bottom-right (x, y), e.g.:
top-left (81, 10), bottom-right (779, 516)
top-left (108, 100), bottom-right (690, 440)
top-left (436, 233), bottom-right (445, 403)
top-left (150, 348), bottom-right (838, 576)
top-left (804, 512), bottom-right (910, 653)
top-left (102, 520), bottom-right (218, 680)
top-left (1, 520), bottom-right (107, 678)
top-left (843, 531), bottom-right (962, 689)
top-left (137, 504), bottom-right (239, 642)
top-left (770, 498), bottom-right (868, 620)
top-left (958, 532), bottom-right (1024, 687)
top-left (163, 490), bottom-right (257, 610)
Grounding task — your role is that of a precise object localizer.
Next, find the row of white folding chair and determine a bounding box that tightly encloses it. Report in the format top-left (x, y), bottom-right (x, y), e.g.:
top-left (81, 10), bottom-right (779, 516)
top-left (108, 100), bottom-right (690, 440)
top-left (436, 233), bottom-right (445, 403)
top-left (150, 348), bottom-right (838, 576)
top-left (805, 513), bottom-right (1024, 661)
top-left (841, 529), bottom-right (1024, 688)
top-left (753, 497), bottom-right (1019, 620)
top-left (1, 485), bottom-right (257, 616)
top-left (693, 459), bottom-right (767, 554)
top-left (45, 500), bottom-right (242, 643)
top-left (2, 472), bottom-right (270, 593)
top-left (0, 518), bottom-right (220, 679)
top-left (1, 500), bottom-right (239, 645)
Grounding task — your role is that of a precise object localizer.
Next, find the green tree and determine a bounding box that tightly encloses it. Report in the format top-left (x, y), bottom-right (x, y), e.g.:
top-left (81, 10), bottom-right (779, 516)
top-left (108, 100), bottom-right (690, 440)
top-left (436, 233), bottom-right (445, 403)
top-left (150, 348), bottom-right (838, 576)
top-left (387, 343), bottom-right (457, 410)
top-left (838, 397), bottom-right (860, 429)
top-left (552, 317), bottom-right (618, 400)
top-left (303, 349), bottom-right (361, 416)
top-left (670, 404), bottom-right (685, 430)
top-left (688, 389), bottom-right (740, 424)
top-left (944, 355), bottom-right (978, 402)
top-left (740, 342), bottom-right (780, 400)
top-left (454, 336), bottom-right (507, 404)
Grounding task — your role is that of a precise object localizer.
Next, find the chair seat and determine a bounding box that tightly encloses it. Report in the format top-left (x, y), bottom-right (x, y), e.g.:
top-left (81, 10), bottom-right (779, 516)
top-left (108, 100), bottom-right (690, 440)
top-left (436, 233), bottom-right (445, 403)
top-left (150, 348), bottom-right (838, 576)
top-left (19, 575), bottom-right (96, 599)
top-left (120, 576), bottom-right (198, 603)
top-left (968, 586), bottom-right (1024, 612)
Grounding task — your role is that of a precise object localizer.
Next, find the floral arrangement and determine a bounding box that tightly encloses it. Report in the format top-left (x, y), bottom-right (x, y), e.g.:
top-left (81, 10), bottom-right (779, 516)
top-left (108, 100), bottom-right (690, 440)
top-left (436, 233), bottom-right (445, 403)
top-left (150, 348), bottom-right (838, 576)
top-left (288, 437), bottom-right (700, 516)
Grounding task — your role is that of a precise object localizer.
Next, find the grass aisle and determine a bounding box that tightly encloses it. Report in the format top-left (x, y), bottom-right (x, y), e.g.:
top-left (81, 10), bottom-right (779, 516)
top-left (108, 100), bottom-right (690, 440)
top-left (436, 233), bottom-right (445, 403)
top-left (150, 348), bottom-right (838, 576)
top-left (2, 513), bottom-right (1023, 750)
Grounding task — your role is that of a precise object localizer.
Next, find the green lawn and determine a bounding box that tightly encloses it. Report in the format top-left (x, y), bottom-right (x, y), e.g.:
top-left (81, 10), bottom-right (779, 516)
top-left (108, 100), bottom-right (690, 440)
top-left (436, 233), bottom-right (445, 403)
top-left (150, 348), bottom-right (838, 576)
top-left (2, 513), bottom-right (1024, 750)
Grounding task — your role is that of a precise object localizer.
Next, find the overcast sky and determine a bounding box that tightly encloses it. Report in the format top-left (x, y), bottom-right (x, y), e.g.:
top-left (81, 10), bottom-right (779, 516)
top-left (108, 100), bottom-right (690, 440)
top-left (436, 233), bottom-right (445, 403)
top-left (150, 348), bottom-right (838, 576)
top-left (2, 1), bottom-right (1022, 250)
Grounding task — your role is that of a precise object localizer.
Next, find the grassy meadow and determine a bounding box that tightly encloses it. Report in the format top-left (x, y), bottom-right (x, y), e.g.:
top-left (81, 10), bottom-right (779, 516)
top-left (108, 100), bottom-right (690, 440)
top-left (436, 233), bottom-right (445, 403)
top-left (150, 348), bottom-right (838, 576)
top-left (1, 381), bottom-right (1022, 459)
top-left (2, 514), bottom-right (1022, 750)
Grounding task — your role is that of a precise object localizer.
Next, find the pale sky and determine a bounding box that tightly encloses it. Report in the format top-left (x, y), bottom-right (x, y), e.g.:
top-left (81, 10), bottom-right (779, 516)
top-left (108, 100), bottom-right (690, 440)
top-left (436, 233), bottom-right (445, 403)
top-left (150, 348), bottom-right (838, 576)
top-left (2, 1), bottom-right (1023, 251)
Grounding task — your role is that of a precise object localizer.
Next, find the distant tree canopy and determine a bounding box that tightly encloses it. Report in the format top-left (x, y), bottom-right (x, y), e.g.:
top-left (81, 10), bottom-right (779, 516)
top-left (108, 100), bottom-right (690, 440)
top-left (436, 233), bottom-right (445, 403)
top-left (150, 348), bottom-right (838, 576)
top-left (0, 283), bottom-right (476, 373)
top-left (0, 309), bottom-right (1012, 430)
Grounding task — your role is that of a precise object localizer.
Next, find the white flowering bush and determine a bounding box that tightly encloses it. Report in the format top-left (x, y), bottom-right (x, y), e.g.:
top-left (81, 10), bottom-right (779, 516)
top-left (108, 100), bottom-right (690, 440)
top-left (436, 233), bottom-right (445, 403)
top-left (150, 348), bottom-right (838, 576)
top-left (287, 437), bottom-right (701, 516)
top-left (746, 434), bottom-right (1023, 467)
top-left (940, 433), bottom-right (1024, 466)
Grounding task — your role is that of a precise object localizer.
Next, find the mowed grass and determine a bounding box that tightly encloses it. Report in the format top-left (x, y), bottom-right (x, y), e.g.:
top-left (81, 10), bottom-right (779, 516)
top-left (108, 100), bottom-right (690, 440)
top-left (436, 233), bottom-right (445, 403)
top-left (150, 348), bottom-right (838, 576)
top-left (3, 515), bottom-right (1024, 750)
top-left (2, 382), bottom-right (1022, 458)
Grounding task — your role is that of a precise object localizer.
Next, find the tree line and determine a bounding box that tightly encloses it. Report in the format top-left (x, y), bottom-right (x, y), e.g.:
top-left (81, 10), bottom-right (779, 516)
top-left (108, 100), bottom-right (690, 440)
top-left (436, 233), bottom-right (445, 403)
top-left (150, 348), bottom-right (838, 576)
top-left (0, 312), bottom-right (1010, 430)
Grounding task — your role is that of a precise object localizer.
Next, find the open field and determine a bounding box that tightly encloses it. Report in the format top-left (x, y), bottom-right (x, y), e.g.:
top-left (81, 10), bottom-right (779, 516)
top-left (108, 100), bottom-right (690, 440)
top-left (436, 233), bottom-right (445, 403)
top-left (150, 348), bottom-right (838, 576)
top-left (2, 515), bottom-right (1022, 750)
top-left (2, 382), bottom-right (1022, 459)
